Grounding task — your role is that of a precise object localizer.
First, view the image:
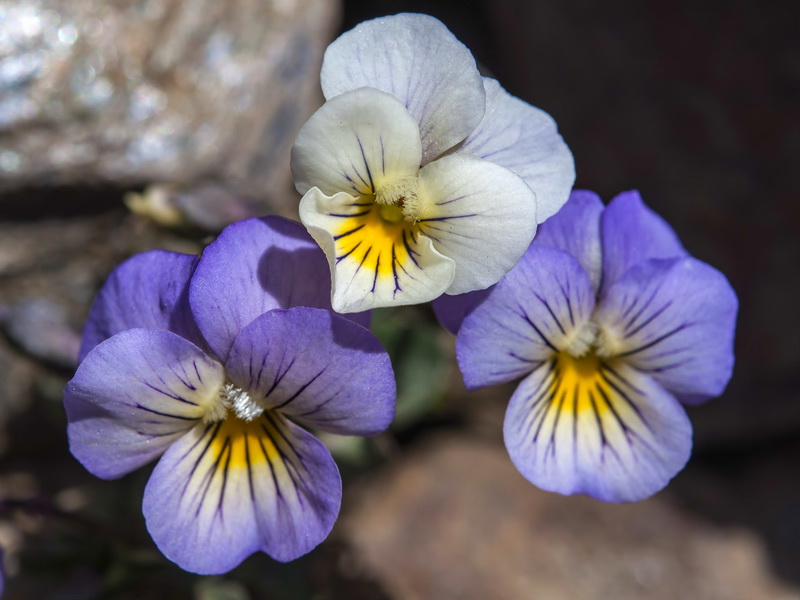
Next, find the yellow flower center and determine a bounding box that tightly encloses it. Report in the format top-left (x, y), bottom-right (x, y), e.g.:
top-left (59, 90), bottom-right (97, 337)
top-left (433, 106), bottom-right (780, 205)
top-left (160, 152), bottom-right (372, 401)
top-left (332, 200), bottom-right (421, 280)
top-left (554, 350), bottom-right (606, 415)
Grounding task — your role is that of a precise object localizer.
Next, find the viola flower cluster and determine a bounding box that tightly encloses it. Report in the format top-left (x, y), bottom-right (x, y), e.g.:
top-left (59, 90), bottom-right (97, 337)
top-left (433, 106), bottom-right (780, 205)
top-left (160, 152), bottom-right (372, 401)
top-left (61, 12), bottom-right (738, 579)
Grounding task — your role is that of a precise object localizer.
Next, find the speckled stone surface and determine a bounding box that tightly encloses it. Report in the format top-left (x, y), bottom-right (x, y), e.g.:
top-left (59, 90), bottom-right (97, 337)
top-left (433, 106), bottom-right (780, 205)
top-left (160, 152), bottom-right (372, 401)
top-left (0, 0), bottom-right (339, 216)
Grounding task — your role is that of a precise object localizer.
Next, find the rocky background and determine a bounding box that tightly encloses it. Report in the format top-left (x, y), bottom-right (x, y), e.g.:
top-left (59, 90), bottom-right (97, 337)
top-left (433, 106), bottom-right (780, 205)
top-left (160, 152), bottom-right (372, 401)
top-left (0, 0), bottom-right (798, 598)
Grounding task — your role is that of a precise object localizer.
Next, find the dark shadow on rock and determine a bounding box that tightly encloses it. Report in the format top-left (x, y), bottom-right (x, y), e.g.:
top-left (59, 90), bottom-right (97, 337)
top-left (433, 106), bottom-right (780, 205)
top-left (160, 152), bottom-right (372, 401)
top-left (670, 436), bottom-right (800, 587)
top-left (0, 185), bottom-right (132, 221)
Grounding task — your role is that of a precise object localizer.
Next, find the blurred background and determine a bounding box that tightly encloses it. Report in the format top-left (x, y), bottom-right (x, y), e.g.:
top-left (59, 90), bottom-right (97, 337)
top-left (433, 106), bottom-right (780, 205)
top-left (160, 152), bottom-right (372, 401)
top-left (0, 0), bottom-right (798, 598)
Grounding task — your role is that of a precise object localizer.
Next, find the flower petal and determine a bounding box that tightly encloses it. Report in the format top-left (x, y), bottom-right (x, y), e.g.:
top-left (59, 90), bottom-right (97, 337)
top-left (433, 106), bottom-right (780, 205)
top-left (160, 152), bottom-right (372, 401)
top-left (226, 307), bottom-right (396, 436)
top-left (533, 189), bottom-right (604, 292)
top-left (504, 354), bottom-right (692, 502)
top-left (291, 87), bottom-right (422, 197)
top-left (416, 154), bottom-right (537, 295)
top-left (457, 78), bottom-right (575, 222)
top-left (320, 13), bottom-right (485, 164)
top-left (456, 246), bottom-right (595, 389)
top-left (431, 288), bottom-right (492, 335)
top-left (143, 412), bottom-right (341, 573)
top-left (299, 188), bottom-right (456, 312)
top-left (79, 250), bottom-right (204, 362)
top-left (190, 216), bottom-right (369, 361)
top-left (65, 329), bottom-right (225, 479)
top-left (601, 191), bottom-right (687, 290)
top-left (595, 257), bottom-right (738, 404)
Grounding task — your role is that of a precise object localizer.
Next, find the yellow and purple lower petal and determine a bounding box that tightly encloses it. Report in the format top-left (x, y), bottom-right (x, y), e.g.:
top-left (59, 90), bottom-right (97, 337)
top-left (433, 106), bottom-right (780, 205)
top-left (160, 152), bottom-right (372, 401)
top-left (142, 411), bottom-right (341, 573)
top-left (504, 354), bottom-right (692, 502)
top-left (300, 189), bottom-right (456, 313)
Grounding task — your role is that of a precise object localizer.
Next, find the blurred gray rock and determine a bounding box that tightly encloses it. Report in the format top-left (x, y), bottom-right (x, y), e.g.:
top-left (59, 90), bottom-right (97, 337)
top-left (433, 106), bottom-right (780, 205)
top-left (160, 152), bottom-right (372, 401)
top-left (0, 298), bottom-right (80, 368)
top-left (0, 210), bottom-right (202, 371)
top-left (0, 0), bottom-right (339, 217)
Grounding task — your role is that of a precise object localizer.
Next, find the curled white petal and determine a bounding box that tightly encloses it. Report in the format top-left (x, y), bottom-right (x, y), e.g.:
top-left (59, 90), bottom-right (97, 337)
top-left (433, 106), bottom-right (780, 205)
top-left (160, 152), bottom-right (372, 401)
top-left (299, 188), bottom-right (455, 313)
top-left (320, 13), bottom-right (485, 164)
top-left (291, 87), bottom-right (422, 197)
top-left (458, 78), bottom-right (575, 223)
top-left (416, 154), bottom-right (538, 294)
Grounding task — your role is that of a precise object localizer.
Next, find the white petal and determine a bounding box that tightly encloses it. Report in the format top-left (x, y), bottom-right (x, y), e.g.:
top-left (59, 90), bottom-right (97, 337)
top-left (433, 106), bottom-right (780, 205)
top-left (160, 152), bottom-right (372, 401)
top-left (416, 154), bottom-right (537, 294)
top-left (320, 13), bottom-right (485, 164)
top-left (299, 188), bottom-right (455, 313)
top-left (291, 87), bottom-right (422, 196)
top-left (457, 78), bottom-right (575, 223)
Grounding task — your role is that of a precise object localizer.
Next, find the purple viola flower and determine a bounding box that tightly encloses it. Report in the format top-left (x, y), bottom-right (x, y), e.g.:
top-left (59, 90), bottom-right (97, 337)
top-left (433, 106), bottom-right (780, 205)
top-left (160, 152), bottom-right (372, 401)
top-left (454, 190), bottom-right (738, 502)
top-left (65, 217), bottom-right (395, 574)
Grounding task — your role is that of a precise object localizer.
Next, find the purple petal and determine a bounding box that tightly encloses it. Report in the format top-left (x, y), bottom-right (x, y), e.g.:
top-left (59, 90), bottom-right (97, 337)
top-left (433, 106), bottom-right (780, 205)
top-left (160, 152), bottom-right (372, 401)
top-left (143, 413), bottom-right (341, 573)
top-left (320, 13), bottom-right (485, 164)
top-left (226, 307), bottom-right (395, 436)
top-left (65, 329), bottom-right (225, 479)
top-left (79, 250), bottom-right (204, 362)
top-left (504, 355), bottom-right (692, 502)
top-left (432, 288), bottom-right (492, 335)
top-left (456, 246), bottom-right (595, 389)
top-left (601, 191), bottom-right (687, 291)
top-left (533, 189), bottom-right (604, 292)
top-left (190, 217), bottom-right (370, 361)
top-left (595, 257), bottom-right (738, 404)
top-left (457, 77), bottom-right (575, 222)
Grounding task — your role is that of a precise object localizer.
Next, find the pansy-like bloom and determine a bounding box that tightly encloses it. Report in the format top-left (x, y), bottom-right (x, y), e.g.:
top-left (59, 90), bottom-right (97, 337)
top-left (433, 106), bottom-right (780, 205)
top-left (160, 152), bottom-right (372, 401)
top-left (291, 13), bottom-right (574, 313)
top-left (65, 217), bottom-right (394, 573)
top-left (454, 191), bottom-right (737, 502)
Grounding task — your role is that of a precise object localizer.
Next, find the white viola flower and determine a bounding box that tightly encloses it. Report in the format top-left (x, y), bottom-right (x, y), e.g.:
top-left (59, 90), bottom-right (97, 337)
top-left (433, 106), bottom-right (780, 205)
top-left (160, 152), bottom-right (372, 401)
top-left (291, 13), bottom-right (575, 313)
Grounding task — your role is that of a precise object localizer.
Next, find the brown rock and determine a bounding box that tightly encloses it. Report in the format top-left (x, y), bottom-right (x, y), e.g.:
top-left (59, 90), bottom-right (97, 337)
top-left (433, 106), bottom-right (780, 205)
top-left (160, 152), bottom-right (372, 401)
top-left (342, 435), bottom-right (800, 600)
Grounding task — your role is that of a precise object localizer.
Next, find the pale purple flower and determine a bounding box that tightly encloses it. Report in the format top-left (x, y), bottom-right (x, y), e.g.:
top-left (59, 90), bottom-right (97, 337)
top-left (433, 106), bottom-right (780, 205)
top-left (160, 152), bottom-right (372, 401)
top-left (291, 13), bottom-right (575, 313)
top-left (65, 217), bottom-right (395, 573)
top-left (453, 191), bottom-right (738, 502)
